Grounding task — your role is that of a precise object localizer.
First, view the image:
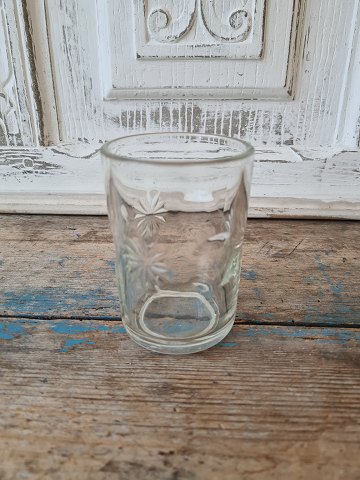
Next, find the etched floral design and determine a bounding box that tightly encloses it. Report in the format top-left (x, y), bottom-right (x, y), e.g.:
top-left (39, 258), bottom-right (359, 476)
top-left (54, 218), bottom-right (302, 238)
top-left (134, 190), bottom-right (167, 216)
top-left (136, 214), bottom-right (165, 238)
top-left (124, 238), bottom-right (169, 285)
top-left (134, 190), bottom-right (167, 238)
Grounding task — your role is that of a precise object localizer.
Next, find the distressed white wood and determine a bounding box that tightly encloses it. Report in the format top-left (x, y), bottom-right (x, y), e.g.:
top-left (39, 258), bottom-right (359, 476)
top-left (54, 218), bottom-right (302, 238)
top-left (25, 0), bottom-right (60, 145)
top-left (0, 0), bottom-right (359, 219)
top-left (0, 0), bottom-right (41, 146)
top-left (1, 146), bottom-right (359, 219)
top-left (337, 3), bottom-right (360, 148)
top-left (135, 0), bottom-right (265, 59)
top-left (108, 0), bottom-right (294, 98)
top-left (40, 0), bottom-right (360, 149)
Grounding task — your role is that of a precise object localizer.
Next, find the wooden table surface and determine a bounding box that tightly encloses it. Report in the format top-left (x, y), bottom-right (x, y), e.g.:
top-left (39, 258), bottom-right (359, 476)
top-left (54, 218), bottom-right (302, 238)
top-left (0, 215), bottom-right (359, 479)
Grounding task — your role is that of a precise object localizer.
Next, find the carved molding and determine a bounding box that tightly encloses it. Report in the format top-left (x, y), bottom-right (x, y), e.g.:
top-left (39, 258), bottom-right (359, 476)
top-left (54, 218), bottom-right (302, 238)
top-left (135, 0), bottom-right (265, 59)
top-left (147, 1), bottom-right (197, 43)
top-left (200, 0), bottom-right (252, 43)
top-left (0, 0), bottom-right (41, 146)
top-left (0, 0), bottom-right (21, 142)
top-left (146, 0), bottom-right (252, 44)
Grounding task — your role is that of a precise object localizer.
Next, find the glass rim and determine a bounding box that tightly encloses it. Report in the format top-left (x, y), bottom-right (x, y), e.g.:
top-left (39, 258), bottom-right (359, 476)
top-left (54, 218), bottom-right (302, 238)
top-left (101, 132), bottom-right (254, 166)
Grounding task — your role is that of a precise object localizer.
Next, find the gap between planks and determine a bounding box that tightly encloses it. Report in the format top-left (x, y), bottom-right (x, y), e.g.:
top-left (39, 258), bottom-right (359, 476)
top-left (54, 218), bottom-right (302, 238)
top-left (0, 314), bottom-right (359, 331)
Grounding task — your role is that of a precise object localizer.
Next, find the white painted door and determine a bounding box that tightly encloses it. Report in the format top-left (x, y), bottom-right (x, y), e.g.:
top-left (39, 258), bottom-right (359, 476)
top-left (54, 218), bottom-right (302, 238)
top-left (1, 0), bottom-right (360, 217)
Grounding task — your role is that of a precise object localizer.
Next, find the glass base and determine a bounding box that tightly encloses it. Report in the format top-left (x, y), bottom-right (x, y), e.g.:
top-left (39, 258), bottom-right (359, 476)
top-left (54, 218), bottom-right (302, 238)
top-left (124, 318), bottom-right (235, 355)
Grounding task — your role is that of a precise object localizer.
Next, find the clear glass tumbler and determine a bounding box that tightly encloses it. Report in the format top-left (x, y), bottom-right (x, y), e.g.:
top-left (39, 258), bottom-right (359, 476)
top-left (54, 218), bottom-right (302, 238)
top-left (102, 133), bottom-right (254, 354)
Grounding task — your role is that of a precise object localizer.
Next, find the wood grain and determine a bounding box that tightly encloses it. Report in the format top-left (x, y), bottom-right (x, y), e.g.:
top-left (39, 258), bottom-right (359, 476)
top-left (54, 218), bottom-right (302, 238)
top-left (0, 215), bottom-right (359, 326)
top-left (0, 0), bottom-right (41, 146)
top-left (43, 0), bottom-right (359, 147)
top-left (0, 318), bottom-right (359, 479)
top-left (1, 147), bottom-right (359, 219)
top-left (2, 0), bottom-right (360, 219)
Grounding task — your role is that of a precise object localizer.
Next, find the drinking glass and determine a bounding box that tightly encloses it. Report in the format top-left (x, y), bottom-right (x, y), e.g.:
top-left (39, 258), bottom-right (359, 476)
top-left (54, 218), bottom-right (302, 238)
top-left (102, 133), bottom-right (254, 354)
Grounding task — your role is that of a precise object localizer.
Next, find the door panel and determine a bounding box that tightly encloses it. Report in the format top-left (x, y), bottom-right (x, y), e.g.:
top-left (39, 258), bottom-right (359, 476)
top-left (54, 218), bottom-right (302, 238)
top-left (0, 0), bottom-right (359, 217)
top-left (43, 0), bottom-right (358, 148)
top-left (109, 0), bottom-right (293, 98)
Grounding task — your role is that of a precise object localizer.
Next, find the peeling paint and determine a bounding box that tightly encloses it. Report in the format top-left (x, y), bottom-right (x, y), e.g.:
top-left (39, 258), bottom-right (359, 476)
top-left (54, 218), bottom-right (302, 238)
top-left (242, 270), bottom-right (257, 281)
top-left (233, 326), bottom-right (360, 343)
top-left (60, 338), bottom-right (95, 352)
top-left (51, 321), bottom-right (126, 335)
top-left (0, 322), bottom-right (26, 340)
top-left (253, 287), bottom-right (262, 300)
top-left (1, 153), bottom-right (63, 177)
top-left (316, 256), bottom-right (345, 296)
top-left (2, 288), bottom-right (119, 316)
top-left (107, 260), bottom-right (115, 272)
top-left (218, 341), bottom-right (237, 348)
top-left (0, 319), bottom-right (38, 341)
top-left (304, 303), bottom-right (359, 325)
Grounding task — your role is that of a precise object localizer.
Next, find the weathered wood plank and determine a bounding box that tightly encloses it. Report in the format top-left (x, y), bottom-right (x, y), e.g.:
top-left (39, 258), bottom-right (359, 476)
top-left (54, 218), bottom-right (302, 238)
top-left (0, 215), bottom-right (359, 326)
top-left (0, 319), bottom-right (359, 479)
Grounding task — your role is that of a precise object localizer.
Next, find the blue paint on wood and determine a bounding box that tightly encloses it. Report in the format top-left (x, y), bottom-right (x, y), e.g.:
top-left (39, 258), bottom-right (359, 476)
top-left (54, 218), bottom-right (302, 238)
top-left (329, 284), bottom-right (344, 295)
top-left (52, 322), bottom-right (108, 334)
top-left (336, 305), bottom-right (352, 314)
top-left (232, 326), bottom-right (360, 343)
top-left (304, 275), bottom-right (315, 285)
top-left (107, 260), bottom-right (115, 272)
top-left (253, 287), bottom-right (262, 300)
top-left (239, 312), bottom-right (277, 322)
top-left (316, 256), bottom-right (345, 295)
top-left (319, 328), bottom-right (360, 341)
top-left (304, 300), bottom-right (359, 325)
top-left (218, 341), bottom-right (237, 347)
top-left (52, 321), bottom-right (126, 352)
top-left (234, 327), bottom-right (292, 338)
top-left (304, 312), bottom-right (359, 324)
top-left (51, 321), bottom-right (126, 335)
top-left (0, 322), bottom-right (25, 340)
top-left (1, 319), bottom-right (126, 346)
top-left (2, 288), bottom-right (119, 315)
top-left (109, 325), bottom-right (126, 333)
top-left (60, 338), bottom-right (95, 353)
top-left (241, 270), bottom-right (257, 281)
